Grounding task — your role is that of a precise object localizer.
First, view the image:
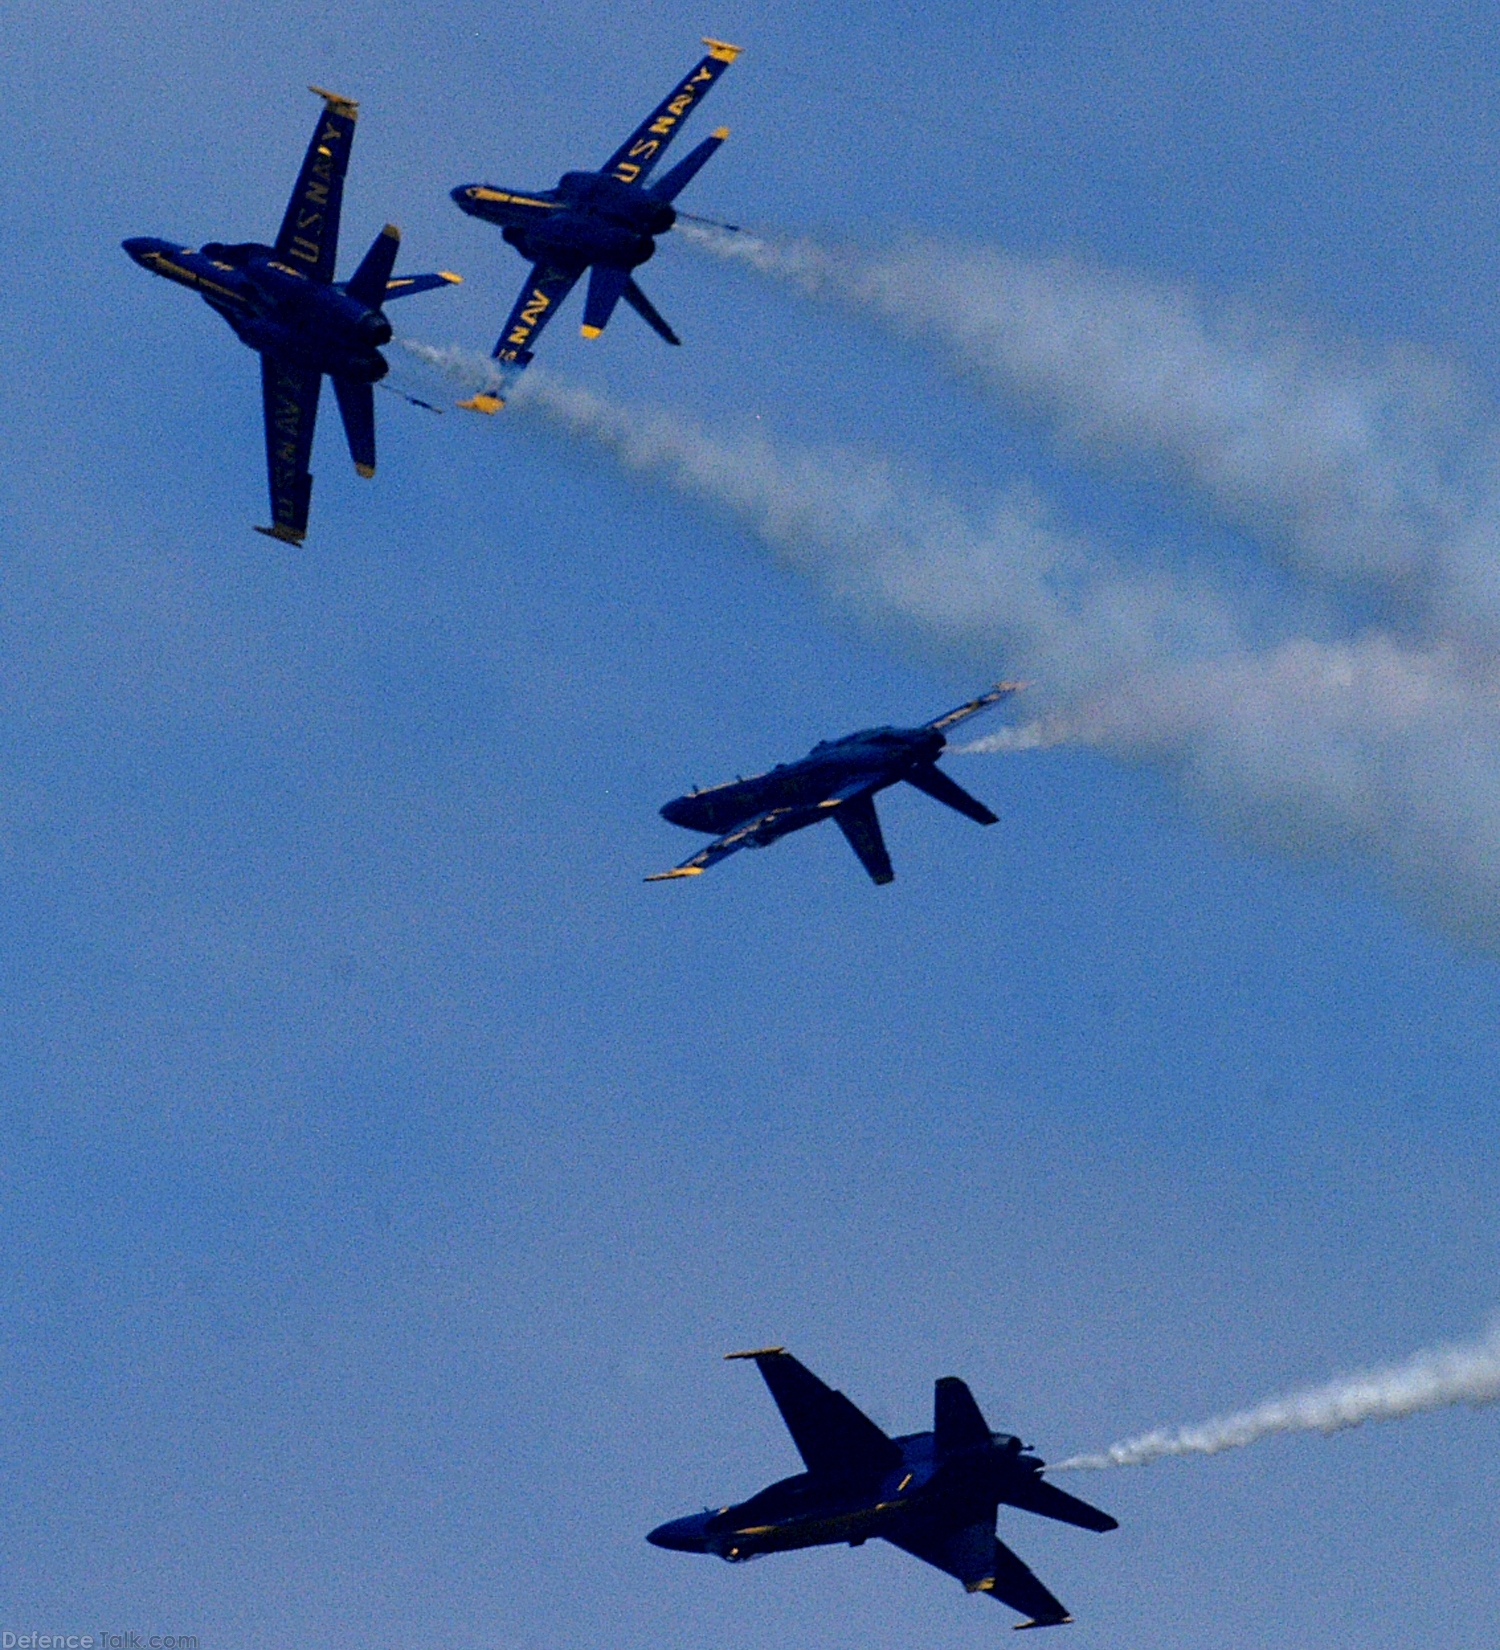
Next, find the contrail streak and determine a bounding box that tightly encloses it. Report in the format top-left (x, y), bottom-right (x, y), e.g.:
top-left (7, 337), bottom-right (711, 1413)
top-left (396, 339), bottom-right (1256, 692)
top-left (398, 337), bottom-right (1500, 948)
top-left (677, 223), bottom-right (1477, 601)
top-left (1053, 1321), bottom-right (1500, 1470)
top-left (949, 717), bottom-right (1076, 754)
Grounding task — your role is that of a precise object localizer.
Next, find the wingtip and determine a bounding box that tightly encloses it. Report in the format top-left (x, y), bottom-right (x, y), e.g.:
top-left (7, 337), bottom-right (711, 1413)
top-left (457, 393), bottom-right (504, 414)
top-left (580, 324), bottom-right (603, 339)
top-left (724, 1346), bottom-right (786, 1360)
top-left (308, 84), bottom-right (359, 117)
top-left (1013, 1617), bottom-right (1072, 1631)
top-left (702, 36), bottom-right (743, 62)
top-left (354, 463), bottom-right (375, 479)
top-left (254, 523), bottom-right (306, 545)
top-left (711, 126), bottom-right (730, 140)
top-left (644, 866), bottom-right (704, 881)
top-left (438, 270), bottom-right (463, 284)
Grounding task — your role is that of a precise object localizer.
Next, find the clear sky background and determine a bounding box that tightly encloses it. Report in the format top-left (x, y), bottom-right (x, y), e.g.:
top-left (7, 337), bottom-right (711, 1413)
top-left (3, 1), bottom-right (1499, 1646)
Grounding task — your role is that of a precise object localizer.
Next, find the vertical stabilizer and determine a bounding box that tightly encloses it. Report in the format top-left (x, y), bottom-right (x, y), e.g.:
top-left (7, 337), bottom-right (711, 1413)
top-left (934, 1376), bottom-right (992, 1458)
top-left (346, 223), bottom-right (400, 309)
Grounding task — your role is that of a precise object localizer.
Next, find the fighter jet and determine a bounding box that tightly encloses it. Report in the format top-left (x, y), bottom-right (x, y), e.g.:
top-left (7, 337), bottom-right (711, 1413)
top-left (449, 38), bottom-right (741, 412)
top-left (123, 87), bottom-right (461, 545)
top-left (649, 1348), bottom-right (1117, 1631)
top-left (647, 682), bottom-right (1024, 885)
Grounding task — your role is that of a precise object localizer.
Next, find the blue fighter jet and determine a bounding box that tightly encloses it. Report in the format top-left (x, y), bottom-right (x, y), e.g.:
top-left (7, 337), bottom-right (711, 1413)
top-left (449, 39), bottom-right (741, 411)
top-left (649, 1349), bottom-right (1117, 1631)
top-left (648, 683), bottom-right (1024, 885)
top-left (123, 87), bottom-right (461, 544)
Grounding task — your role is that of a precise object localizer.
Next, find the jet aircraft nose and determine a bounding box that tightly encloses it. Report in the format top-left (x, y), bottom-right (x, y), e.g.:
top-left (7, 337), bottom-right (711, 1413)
top-left (647, 1512), bottom-right (713, 1552)
top-left (121, 236), bottom-right (167, 264)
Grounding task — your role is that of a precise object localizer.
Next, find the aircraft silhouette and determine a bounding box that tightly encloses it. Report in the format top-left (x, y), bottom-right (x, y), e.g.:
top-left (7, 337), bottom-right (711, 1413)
top-left (648, 683), bottom-right (1023, 885)
top-left (649, 1348), bottom-right (1117, 1630)
top-left (123, 87), bottom-right (459, 544)
top-left (449, 39), bottom-right (741, 411)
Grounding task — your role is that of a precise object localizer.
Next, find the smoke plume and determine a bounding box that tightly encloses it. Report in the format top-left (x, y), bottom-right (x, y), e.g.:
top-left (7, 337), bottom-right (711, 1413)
top-left (398, 336), bottom-right (1500, 946)
top-left (1054, 1320), bottom-right (1500, 1470)
top-left (676, 224), bottom-right (1480, 599)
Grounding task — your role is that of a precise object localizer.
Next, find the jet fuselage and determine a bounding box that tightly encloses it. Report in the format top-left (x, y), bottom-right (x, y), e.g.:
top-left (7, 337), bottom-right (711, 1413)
top-left (650, 1429), bottom-right (1045, 1562)
top-left (451, 173), bottom-right (675, 273)
top-left (122, 237), bottom-right (393, 381)
top-left (662, 724), bottom-right (948, 836)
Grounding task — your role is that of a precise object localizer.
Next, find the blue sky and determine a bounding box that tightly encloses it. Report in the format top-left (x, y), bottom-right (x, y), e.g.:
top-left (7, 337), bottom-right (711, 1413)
top-left (3, 1), bottom-right (1500, 1646)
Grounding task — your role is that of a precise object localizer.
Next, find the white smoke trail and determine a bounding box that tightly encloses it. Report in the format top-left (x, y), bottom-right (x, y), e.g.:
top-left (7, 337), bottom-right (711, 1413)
top-left (950, 717), bottom-right (1077, 754)
top-left (398, 338), bottom-right (1500, 945)
top-left (677, 224), bottom-right (1479, 601)
top-left (396, 339), bottom-right (1259, 692)
top-left (1054, 1321), bottom-right (1500, 1470)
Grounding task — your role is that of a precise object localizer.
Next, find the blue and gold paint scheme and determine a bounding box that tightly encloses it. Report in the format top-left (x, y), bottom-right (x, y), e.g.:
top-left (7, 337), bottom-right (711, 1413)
top-left (123, 87), bottom-right (460, 544)
top-left (450, 39), bottom-right (741, 410)
top-left (648, 1349), bottom-right (1117, 1631)
top-left (647, 683), bottom-right (1025, 886)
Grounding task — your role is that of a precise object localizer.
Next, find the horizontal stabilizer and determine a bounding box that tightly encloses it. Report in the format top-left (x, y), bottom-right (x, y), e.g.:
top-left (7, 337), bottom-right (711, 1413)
top-left (934, 1377), bottom-right (992, 1457)
top-left (623, 279), bottom-right (681, 345)
top-left (1003, 1476), bottom-right (1118, 1534)
top-left (905, 763), bottom-right (999, 826)
top-left (384, 270), bottom-right (463, 300)
top-left (648, 129), bottom-right (728, 203)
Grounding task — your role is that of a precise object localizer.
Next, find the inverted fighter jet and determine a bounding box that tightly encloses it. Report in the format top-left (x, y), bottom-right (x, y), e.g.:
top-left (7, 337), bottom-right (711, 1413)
top-left (648, 682), bottom-right (1023, 885)
top-left (449, 38), bottom-right (741, 412)
top-left (649, 1348), bottom-right (1117, 1631)
top-left (123, 87), bottom-right (460, 544)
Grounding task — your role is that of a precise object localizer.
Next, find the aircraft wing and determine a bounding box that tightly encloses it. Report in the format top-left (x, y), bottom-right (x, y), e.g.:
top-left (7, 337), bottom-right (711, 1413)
top-left (601, 39), bottom-right (741, 185)
top-left (1002, 1476), bottom-right (1118, 1534)
top-left (927, 681), bottom-right (1027, 733)
top-left (274, 86), bottom-right (359, 284)
top-left (885, 1520), bottom-right (1071, 1628)
top-left (726, 1349), bottom-right (903, 1481)
top-left (644, 808), bottom-right (791, 880)
top-left (461, 260), bottom-right (584, 412)
top-left (255, 356), bottom-right (321, 545)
